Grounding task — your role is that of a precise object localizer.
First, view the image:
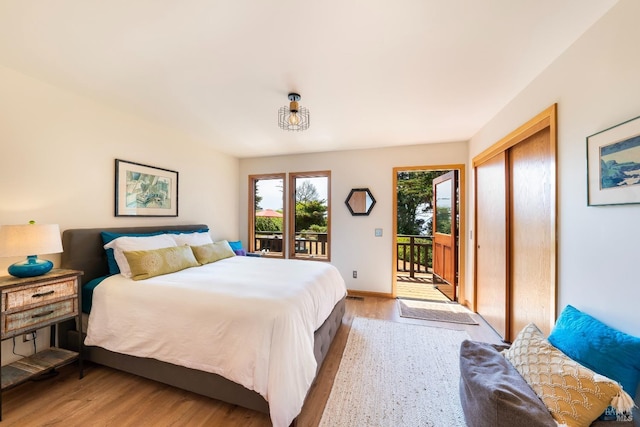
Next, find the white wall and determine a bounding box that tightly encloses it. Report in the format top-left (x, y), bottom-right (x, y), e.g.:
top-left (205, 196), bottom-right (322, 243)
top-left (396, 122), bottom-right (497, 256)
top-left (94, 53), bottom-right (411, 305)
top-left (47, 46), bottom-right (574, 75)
top-left (467, 0), bottom-right (640, 337)
top-left (239, 142), bottom-right (468, 294)
top-left (0, 65), bottom-right (239, 363)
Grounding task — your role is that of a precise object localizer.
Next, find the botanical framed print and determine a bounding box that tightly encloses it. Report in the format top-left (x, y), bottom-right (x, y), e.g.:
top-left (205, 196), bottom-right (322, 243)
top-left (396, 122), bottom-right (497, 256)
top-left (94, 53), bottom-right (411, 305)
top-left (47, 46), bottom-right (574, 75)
top-left (115, 159), bottom-right (178, 216)
top-left (587, 115), bottom-right (640, 206)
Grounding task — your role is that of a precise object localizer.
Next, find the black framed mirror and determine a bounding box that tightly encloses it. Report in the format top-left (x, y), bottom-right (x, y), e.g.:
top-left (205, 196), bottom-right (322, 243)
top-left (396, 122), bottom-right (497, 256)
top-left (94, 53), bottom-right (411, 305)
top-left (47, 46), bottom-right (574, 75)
top-left (345, 188), bottom-right (376, 216)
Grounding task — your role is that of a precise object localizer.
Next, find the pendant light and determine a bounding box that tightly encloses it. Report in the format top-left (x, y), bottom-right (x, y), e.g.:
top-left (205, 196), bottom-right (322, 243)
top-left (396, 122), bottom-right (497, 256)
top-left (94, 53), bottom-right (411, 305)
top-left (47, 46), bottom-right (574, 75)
top-left (278, 93), bottom-right (310, 131)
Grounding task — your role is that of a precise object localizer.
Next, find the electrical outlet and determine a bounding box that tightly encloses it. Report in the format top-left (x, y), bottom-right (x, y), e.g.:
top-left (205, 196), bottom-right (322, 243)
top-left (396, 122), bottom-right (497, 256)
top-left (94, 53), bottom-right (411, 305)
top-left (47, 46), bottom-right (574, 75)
top-left (353, 270), bottom-right (357, 278)
top-left (23, 332), bottom-right (36, 342)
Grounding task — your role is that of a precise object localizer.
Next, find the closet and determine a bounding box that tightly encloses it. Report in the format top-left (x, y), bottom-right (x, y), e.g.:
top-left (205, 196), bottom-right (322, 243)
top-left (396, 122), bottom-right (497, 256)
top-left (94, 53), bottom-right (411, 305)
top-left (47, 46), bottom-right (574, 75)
top-left (473, 105), bottom-right (557, 342)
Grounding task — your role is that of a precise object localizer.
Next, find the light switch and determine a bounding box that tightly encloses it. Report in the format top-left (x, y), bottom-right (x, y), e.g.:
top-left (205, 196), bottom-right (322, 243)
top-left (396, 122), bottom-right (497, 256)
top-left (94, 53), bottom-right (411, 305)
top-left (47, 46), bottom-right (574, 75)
top-left (374, 228), bottom-right (383, 237)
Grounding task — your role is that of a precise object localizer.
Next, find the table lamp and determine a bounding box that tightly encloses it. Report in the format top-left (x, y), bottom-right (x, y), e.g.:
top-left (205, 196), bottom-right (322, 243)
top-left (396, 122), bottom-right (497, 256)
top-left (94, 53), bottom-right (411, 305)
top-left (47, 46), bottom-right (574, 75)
top-left (0, 221), bottom-right (63, 278)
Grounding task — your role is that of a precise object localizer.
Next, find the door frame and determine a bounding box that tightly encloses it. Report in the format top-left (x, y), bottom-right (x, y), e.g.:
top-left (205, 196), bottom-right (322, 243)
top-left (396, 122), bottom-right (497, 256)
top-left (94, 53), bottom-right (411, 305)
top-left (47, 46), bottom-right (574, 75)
top-left (392, 164), bottom-right (466, 303)
top-left (472, 104), bottom-right (557, 337)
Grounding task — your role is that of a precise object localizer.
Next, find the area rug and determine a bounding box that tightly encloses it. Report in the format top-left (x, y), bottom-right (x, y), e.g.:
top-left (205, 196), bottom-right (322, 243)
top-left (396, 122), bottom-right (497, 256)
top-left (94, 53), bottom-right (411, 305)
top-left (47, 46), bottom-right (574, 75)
top-left (319, 317), bottom-right (469, 427)
top-left (398, 299), bottom-right (479, 325)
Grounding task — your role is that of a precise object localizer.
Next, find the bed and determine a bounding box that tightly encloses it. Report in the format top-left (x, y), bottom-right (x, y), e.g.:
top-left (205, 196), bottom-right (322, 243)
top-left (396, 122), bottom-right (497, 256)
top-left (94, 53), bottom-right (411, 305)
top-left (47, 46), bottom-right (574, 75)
top-left (58, 224), bottom-right (346, 427)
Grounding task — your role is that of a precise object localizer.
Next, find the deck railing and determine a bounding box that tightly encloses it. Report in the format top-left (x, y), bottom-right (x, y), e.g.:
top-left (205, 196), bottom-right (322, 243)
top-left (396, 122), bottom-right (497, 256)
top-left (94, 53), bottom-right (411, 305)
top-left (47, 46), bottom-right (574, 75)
top-left (254, 231), bottom-right (284, 253)
top-left (254, 232), bottom-right (430, 271)
top-left (254, 231), bottom-right (327, 256)
top-left (397, 234), bottom-right (432, 278)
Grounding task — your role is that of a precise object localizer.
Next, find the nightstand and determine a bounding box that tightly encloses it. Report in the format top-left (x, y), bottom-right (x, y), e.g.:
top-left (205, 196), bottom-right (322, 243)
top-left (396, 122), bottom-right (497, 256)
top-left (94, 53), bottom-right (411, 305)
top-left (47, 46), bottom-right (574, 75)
top-left (0, 269), bottom-right (83, 420)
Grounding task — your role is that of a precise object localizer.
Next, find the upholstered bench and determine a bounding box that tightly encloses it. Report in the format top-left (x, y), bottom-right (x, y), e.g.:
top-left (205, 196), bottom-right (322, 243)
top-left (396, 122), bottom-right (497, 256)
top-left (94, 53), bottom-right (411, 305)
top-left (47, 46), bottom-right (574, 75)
top-left (459, 340), bottom-right (637, 427)
top-left (459, 305), bottom-right (640, 427)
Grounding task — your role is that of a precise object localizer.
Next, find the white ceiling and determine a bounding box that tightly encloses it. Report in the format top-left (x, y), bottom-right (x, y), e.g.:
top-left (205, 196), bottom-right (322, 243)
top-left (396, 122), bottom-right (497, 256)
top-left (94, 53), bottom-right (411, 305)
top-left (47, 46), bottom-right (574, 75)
top-left (0, 1), bottom-right (618, 158)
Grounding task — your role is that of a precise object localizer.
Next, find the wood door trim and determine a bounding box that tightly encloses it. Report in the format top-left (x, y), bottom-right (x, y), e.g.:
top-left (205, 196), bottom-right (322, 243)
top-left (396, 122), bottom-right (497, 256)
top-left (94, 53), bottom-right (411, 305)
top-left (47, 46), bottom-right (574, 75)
top-left (248, 173), bottom-right (287, 255)
top-left (288, 171), bottom-right (332, 261)
top-left (472, 104), bottom-right (556, 167)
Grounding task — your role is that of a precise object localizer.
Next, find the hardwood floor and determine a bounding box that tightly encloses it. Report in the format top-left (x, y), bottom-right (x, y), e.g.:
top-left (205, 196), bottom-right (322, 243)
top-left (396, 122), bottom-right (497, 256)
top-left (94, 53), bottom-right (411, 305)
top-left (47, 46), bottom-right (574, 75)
top-left (1, 296), bottom-right (502, 426)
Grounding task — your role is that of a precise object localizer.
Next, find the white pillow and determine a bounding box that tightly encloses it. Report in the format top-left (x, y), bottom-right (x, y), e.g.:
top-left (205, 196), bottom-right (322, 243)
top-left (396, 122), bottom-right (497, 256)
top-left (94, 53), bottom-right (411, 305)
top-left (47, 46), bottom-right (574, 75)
top-left (104, 234), bottom-right (177, 278)
top-left (171, 232), bottom-right (213, 246)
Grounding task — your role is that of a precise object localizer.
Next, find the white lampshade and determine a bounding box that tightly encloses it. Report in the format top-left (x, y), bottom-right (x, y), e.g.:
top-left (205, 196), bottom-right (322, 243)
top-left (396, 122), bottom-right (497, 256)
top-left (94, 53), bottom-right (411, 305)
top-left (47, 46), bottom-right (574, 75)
top-left (0, 223), bottom-right (63, 257)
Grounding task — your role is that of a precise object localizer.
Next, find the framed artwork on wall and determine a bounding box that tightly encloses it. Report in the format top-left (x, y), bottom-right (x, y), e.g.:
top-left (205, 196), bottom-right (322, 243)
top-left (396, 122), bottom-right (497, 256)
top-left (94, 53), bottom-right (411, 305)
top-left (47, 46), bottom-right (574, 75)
top-left (587, 115), bottom-right (640, 206)
top-left (115, 159), bottom-right (179, 217)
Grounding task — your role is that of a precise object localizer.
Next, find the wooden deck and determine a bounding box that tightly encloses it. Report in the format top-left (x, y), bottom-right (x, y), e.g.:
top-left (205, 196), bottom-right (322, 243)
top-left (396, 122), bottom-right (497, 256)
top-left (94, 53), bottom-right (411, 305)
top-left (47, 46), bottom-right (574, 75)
top-left (395, 253), bottom-right (454, 301)
top-left (396, 272), bottom-right (451, 302)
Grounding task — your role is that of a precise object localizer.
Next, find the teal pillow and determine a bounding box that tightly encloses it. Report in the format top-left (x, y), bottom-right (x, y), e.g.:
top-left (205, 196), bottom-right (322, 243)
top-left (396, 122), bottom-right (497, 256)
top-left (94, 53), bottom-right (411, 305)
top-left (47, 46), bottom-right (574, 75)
top-left (228, 240), bottom-right (243, 251)
top-left (163, 228), bottom-right (209, 235)
top-left (548, 305), bottom-right (640, 398)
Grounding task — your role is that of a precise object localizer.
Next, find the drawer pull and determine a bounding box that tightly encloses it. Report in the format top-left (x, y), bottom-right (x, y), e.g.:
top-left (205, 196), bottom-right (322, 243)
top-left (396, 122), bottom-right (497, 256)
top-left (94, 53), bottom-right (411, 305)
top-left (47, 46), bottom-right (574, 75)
top-left (32, 290), bottom-right (55, 298)
top-left (31, 310), bottom-right (55, 319)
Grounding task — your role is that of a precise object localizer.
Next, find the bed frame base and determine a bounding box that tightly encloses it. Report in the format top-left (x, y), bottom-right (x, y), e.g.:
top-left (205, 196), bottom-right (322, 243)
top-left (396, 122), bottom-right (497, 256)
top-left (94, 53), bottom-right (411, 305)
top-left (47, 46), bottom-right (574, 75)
top-left (67, 329), bottom-right (270, 412)
top-left (65, 297), bottom-right (345, 415)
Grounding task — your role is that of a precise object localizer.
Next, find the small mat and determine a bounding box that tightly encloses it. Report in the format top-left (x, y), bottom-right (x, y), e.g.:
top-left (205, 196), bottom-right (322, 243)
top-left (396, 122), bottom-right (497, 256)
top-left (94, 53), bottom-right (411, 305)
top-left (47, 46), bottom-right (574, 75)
top-left (398, 298), bottom-right (478, 325)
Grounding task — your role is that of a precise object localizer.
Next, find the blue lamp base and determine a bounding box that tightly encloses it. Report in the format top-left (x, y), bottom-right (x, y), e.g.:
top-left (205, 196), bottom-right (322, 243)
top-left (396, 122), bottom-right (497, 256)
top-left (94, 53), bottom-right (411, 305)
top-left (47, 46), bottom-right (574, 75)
top-left (8, 255), bottom-right (53, 278)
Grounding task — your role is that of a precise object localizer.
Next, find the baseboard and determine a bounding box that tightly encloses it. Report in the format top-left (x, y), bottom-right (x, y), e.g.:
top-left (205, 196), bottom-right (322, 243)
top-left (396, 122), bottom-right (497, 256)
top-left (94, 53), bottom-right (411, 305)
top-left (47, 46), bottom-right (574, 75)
top-left (347, 289), bottom-right (394, 299)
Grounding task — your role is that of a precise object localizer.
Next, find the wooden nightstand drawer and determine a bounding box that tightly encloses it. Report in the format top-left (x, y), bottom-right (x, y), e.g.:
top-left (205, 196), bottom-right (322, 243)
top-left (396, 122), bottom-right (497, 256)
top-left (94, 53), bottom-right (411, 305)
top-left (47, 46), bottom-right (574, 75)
top-left (2, 299), bottom-right (78, 338)
top-left (3, 279), bottom-right (76, 311)
top-left (0, 269), bottom-right (84, 420)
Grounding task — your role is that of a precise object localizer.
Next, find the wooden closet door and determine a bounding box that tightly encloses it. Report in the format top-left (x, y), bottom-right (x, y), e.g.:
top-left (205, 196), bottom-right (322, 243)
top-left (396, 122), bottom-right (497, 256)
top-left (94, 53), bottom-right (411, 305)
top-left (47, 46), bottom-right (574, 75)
top-left (475, 152), bottom-right (508, 339)
top-left (509, 127), bottom-right (555, 340)
top-left (473, 105), bottom-right (556, 343)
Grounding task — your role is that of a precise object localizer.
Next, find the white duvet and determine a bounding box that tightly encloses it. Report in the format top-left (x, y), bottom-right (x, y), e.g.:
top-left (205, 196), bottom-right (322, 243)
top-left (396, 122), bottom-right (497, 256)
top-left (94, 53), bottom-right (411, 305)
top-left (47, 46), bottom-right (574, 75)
top-left (85, 256), bottom-right (346, 427)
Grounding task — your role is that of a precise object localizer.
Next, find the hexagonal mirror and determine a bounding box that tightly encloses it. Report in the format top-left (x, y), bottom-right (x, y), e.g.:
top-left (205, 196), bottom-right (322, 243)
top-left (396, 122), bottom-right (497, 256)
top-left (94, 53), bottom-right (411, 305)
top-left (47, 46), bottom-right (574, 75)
top-left (345, 188), bottom-right (376, 216)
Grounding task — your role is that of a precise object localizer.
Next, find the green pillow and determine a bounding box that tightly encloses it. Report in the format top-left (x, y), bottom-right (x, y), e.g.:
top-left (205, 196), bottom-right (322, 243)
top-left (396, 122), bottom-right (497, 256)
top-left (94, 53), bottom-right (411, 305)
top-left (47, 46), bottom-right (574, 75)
top-left (124, 245), bottom-right (199, 281)
top-left (191, 240), bottom-right (235, 265)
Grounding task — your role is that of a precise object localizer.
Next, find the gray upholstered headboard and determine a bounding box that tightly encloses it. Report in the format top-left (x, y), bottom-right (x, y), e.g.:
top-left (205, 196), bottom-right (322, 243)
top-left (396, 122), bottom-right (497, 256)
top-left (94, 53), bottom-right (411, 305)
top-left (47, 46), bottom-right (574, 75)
top-left (60, 224), bottom-right (208, 283)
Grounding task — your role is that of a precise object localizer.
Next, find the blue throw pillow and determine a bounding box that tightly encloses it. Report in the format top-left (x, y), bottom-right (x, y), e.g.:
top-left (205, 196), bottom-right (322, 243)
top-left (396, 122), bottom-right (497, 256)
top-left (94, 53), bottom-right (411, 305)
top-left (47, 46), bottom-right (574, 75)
top-left (228, 240), bottom-right (244, 252)
top-left (548, 305), bottom-right (640, 398)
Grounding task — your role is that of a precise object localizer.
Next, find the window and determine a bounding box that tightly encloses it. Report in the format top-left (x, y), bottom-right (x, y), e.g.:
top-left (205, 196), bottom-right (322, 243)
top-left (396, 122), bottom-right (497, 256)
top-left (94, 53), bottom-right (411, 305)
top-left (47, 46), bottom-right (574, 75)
top-left (249, 174), bottom-right (285, 257)
top-left (289, 171), bottom-right (331, 261)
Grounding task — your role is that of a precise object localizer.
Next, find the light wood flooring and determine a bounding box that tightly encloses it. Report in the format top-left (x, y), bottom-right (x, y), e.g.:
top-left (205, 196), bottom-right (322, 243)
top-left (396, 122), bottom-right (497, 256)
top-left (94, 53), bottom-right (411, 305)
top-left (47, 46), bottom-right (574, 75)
top-left (1, 296), bottom-right (502, 427)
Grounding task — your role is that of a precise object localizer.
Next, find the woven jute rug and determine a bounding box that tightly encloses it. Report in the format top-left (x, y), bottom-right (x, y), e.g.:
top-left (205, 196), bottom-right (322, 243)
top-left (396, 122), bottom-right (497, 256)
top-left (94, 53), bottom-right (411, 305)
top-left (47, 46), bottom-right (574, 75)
top-left (397, 298), bottom-right (479, 325)
top-left (319, 317), bottom-right (469, 427)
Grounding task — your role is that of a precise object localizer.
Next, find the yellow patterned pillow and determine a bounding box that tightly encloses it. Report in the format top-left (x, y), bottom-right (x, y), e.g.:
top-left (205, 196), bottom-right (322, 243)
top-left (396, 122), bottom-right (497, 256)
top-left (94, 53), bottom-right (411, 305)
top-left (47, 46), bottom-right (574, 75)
top-left (502, 323), bottom-right (634, 427)
top-left (124, 245), bottom-right (200, 280)
top-left (190, 240), bottom-right (235, 265)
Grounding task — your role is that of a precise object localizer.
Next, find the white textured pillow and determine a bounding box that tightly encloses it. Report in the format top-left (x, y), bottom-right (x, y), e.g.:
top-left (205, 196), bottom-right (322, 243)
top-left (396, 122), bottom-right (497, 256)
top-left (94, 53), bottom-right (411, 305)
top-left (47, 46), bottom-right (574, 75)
top-left (104, 234), bottom-right (177, 278)
top-left (171, 232), bottom-right (213, 246)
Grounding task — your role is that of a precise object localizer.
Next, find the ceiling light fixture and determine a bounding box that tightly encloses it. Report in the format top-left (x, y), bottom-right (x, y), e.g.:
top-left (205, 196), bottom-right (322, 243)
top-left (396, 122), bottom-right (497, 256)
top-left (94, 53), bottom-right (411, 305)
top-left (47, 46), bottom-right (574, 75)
top-left (278, 93), bottom-right (309, 131)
